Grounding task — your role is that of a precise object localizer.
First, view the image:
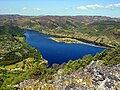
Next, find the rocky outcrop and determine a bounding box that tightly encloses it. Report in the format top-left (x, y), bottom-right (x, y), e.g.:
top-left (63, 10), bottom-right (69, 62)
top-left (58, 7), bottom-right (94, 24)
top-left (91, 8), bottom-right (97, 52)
top-left (85, 61), bottom-right (120, 90)
top-left (14, 61), bottom-right (120, 90)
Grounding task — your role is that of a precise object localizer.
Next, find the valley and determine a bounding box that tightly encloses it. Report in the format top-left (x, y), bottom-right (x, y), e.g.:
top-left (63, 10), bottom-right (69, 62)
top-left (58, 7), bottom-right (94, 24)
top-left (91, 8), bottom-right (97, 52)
top-left (0, 15), bottom-right (120, 90)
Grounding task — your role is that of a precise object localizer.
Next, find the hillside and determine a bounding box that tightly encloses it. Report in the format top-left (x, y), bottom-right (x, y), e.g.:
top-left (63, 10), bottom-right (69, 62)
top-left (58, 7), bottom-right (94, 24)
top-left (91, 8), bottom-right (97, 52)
top-left (0, 23), bottom-right (48, 89)
top-left (0, 15), bottom-right (120, 90)
top-left (0, 15), bottom-right (120, 46)
top-left (0, 22), bottom-right (23, 36)
top-left (1, 46), bottom-right (119, 90)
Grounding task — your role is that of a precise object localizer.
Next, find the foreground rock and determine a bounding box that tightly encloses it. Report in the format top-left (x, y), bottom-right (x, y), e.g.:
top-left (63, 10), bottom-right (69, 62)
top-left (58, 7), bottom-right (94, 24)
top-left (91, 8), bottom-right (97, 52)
top-left (14, 61), bottom-right (120, 90)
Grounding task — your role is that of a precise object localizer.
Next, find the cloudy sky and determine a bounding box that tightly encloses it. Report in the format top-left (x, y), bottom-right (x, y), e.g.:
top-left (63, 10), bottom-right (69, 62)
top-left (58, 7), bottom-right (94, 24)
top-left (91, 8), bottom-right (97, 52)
top-left (0, 0), bottom-right (120, 17)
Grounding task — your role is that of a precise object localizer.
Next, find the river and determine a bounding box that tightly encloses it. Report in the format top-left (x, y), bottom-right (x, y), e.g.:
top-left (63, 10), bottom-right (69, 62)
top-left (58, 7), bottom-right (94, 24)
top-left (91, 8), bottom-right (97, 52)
top-left (24, 30), bottom-right (105, 65)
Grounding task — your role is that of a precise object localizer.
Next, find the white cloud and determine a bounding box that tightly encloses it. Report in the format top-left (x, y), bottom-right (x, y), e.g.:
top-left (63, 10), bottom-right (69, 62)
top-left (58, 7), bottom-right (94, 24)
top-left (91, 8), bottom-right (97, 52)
top-left (76, 6), bottom-right (87, 10)
top-left (74, 3), bottom-right (120, 10)
top-left (114, 3), bottom-right (120, 7)
top-left (76, 4), bottom-right (103, 10)
top-left (22, 7), bottom-right (27, 10)
top-left (22, 7), bottom-right (41, 11)
top-left (34, 8), bottom-right (41, 11)
top-left (105, 4), bottom-right (113, 8)
top-left (86, 4), bottom-right (103, 9)
top-left (106, 3), bottom-right (120, 8)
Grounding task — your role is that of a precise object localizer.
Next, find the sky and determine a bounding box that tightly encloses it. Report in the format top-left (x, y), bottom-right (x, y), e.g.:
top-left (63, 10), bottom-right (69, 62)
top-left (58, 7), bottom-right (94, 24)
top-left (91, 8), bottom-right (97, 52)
top-left (0, 0), bottom-right (120, 17)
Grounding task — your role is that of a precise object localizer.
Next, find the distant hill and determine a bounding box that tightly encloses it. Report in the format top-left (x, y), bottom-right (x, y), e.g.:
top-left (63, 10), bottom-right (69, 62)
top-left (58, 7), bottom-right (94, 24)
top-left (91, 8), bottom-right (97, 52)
top-left (0, 15), bottom-right (120, 46)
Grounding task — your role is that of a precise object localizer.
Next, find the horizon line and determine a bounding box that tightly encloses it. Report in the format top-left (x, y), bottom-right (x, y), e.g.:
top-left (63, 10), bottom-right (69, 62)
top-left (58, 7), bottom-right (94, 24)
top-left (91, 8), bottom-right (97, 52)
top-left (0, 14), bottom-right (120, 18)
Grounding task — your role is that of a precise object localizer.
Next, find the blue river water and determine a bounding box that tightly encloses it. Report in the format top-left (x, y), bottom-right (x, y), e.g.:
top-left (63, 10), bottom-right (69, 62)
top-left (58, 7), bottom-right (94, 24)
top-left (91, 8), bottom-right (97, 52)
top-left (24, 30), bottom-right (105, 65)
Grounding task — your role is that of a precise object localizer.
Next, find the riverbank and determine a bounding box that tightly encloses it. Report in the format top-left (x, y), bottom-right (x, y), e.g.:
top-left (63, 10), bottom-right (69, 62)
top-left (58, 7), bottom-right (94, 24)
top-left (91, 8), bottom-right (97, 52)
top-left (24, 29), bottom-right (113, 48)
top-left (51, 37), bottom-right (110, 49)
top-left (23, 28), bottom-right (117, 48)
top-left (33, 30), bottom-right (114, 48)
top-left (51, 37), bottom-right (85, 44)
top-left (43, 32), bottom-right (113, 48)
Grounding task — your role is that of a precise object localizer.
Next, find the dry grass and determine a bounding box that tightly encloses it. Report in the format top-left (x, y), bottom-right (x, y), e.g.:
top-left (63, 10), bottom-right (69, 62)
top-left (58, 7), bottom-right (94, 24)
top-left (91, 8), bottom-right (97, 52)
top-left (51, 37), bottom-right (84, 44)
top-left (1, 58), bottom-right (34, 70)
